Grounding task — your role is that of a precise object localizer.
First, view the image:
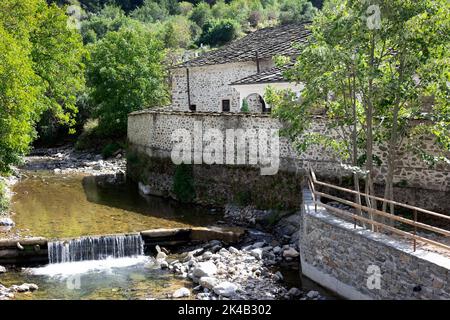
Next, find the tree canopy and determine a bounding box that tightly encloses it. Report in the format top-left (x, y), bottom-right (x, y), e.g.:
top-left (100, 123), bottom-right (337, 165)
top-left (0, 0), bottom-right (85, 172)
top-left (86, 25), bottom-right (168, 135)
top-left (267, 0), bottom-right (450, 210)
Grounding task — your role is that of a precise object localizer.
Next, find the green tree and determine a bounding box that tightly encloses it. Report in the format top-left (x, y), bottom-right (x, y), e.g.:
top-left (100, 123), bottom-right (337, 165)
top-left (161, 16), bottom-right (196, 48)
top-left (197, 18), bottom-right (240, 47)
top-left (190, 2), bottom-right (212, 28)
top-left (267, 0), bottom-right (450, 215)
top-left (32, 1), bottom-right (86, 131)
top-left (0, 0), bottom-right (85, 171)
top-left (0, 25), bottom-right (40, 173)
top-left (86, 25), bottom-right (169, 135)
top-left (81, 5), bottom-right (133, 43)
top-left (278, 0), bottom-right (316, 25)
top-left (130, 0), bottom-right (169, 23)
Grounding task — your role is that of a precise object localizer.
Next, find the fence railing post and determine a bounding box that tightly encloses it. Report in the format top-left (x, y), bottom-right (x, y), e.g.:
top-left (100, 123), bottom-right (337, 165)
top-left (413, 209), bottom-right (417, 252)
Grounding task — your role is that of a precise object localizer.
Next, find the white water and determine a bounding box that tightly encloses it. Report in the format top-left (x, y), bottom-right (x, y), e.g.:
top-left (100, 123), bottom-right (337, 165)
top-left (27, 256), bottom-right (152, 277)
top-left (48, 234), bottom-right (144, 264)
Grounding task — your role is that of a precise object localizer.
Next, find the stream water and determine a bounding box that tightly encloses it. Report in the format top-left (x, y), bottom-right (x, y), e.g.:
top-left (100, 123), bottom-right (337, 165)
top-left (0, 171), bottom-right (337, 300)
top-left (5, 171), bottom-right (220, 239)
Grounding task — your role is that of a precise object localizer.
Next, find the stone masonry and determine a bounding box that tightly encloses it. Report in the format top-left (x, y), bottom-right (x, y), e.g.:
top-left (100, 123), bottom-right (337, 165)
top-left (300, 189), bottom-right (450, 300)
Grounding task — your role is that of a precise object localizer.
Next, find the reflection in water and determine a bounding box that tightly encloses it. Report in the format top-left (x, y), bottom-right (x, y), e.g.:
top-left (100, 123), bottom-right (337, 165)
top-left (6, 172), bottom-right (221, 239)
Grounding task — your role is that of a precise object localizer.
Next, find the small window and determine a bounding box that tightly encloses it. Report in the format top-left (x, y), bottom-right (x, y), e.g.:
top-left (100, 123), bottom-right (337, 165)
top-left (189, 104), bottom-right (196, 111)
top-left (222, 99), bottom-right (230, 112)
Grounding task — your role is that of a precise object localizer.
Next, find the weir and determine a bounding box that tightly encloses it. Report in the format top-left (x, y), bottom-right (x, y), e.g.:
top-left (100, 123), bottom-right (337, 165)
top-left (0, 227), bottom-right (245, 266)
top-left (48, 233), bottom-right (144, 263)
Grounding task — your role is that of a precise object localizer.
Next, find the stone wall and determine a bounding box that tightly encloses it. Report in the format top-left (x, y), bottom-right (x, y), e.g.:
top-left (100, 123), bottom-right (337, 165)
top-left (128, 109), bottom-right (450, 189)
top-left (300, 189), bottom-right (450, 300)
top-left (171, 62), bottom-right (259, 113)
top-left (127, 145), bottom-right (303, 209)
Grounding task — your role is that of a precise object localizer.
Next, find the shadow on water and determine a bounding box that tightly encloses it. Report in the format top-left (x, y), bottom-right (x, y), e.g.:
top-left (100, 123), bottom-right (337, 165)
top-left (6, 171), bottom-right (221, 239)
top-left (81, 175), bottom-right (220, 225)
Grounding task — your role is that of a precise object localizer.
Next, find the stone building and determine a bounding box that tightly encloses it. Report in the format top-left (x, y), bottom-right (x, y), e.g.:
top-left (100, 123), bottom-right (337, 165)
top-left (169, 23), bottom-right (307, 113)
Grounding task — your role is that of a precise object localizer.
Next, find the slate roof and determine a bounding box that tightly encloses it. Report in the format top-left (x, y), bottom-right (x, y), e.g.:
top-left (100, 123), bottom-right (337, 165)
top-left (230, 66), bottom-right (288, 85)
top-left (176, 22), bottom-right (311, 68)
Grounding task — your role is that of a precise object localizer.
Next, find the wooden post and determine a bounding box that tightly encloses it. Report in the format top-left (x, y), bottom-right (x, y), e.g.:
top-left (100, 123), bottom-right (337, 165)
top-left (413, 209), bottom-right (417, 252)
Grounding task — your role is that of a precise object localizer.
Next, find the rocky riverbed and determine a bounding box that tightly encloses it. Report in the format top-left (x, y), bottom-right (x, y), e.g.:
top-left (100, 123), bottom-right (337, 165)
top-left (23, 145), bottom-right (126, 176)
top-left (157, 236), bottom-right (323, 300)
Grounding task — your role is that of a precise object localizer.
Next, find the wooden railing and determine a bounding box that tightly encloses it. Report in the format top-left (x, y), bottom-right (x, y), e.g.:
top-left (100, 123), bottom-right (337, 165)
top-left (305, 167), bottom-right (450, 252)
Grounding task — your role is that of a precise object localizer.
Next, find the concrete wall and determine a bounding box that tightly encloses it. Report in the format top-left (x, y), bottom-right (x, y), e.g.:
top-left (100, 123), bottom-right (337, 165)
top-left (300, 189), bottom-right (450, 300)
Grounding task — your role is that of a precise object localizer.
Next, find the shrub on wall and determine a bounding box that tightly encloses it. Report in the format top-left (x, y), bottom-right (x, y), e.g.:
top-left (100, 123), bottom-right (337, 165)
top-left (173, 164), bottom-right (196, 203)
top-left (241, 99), bottom-right (250, 113)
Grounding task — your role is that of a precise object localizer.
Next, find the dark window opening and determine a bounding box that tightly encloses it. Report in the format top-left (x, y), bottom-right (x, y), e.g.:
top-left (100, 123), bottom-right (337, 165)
top-left (189, 104), bottom-right (196, 111)
top-left (260, 96), bottom-right (270, 113)
top-left (222, 99), bottom-right (230, 112)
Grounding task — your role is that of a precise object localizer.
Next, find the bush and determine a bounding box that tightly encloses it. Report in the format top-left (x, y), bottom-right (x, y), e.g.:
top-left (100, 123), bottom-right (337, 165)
top-left (102, 142), bottom-right (122, 159)
top-left (172, 164), bottom-right (195, 203)
top-left (197, 18), bottom-right (240, 47)
top-left (241, 99), bottom-right (250, 112)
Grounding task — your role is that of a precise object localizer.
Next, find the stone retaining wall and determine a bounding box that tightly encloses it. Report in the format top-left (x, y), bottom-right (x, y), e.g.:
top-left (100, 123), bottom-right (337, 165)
top-left (127, 145), bottom-right (303, 209)
top-left (299, 189), bottom-right (450, 300)
top-left (128, 110), bottom-right (450, 212)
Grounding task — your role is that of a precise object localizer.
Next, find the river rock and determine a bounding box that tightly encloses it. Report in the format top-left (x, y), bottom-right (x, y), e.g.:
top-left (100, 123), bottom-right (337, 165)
top-left (0, 218), bottom-right (15, 227)
top-left (172, 287), bottom-right (190, 298)
top-left (274, 271), bottom-right (283, 281)
top-left (202, 251), bottom-right (213, 260)
top-left (11, 283), bottom-right (38, 293)
top-left (0, 266), bottom-right (6, 273)
top-left (213, 282), bottom-right (238, 297)
top-left (160, 261), bottom-right (169, 269)
top-left (193, 261), bottom-right (217, 278)
top-left (199, 277), bottom-right (219, 290)
top-left (156, 251), bottom-right (167, 261)
top-left (287, 287), bottom-right (302, 297)
top-left (306, 290), bottom-right (320, 299)
top-left (249, 248), bottom-right (263, 260)
top-left (228, 246), bottom-right (239, 254)
top-left (283, 248), bottom-right (299, 258)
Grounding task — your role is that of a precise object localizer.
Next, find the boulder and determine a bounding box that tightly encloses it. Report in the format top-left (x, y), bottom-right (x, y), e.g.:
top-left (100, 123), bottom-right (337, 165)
top-left (199, 277), bottom-right (219, 290)
top-left (172, 287), bottom-right (190, 298)
top-left (0, 266), bottom-right (6, 273)
top-left (249, 248), bottom-right (263, 260)
top-left (283, 248), bottom-right (299, 258)
top-left (213, 282), bottom-right (238, 297)
top-left (193, 261), bottom-right (217, 278)
top-left (0, 218), bottom-right (15, 227)
top-left (228, 246), bottom-right (239, 254)
top-left (287, 287), bottom-right (302, 297)
top-left (306, 290), bottom-right (320, 299)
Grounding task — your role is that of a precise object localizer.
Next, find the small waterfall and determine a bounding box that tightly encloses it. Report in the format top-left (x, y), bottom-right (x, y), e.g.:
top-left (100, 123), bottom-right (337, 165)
top-left (48, 234), bottom-right (144, 264)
